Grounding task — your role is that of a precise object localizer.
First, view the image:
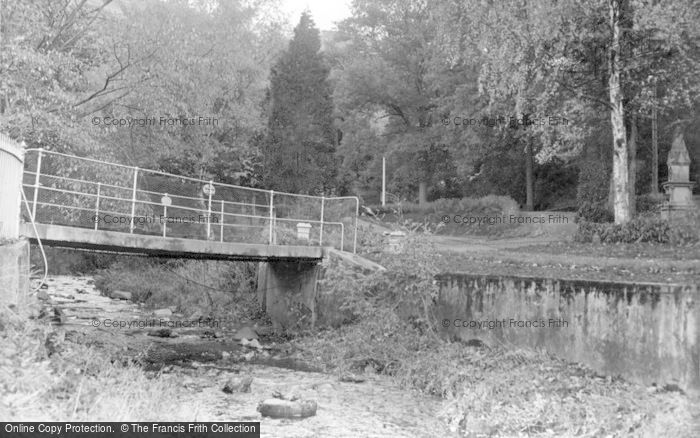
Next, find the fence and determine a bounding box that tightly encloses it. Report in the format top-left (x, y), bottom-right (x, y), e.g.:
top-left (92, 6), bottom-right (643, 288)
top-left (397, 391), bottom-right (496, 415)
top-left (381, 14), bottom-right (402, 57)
top-left (0, 134), bottom-right (24, 240)
top-left (21, 149), bottom-right (359, 252)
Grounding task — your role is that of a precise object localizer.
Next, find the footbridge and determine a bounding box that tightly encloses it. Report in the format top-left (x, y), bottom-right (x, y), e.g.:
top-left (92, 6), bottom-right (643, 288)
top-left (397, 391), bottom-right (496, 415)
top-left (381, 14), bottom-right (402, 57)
top-left (10, 147), bottom-right (357, 258)
top-left (1, 135), bottom-right (360, 329)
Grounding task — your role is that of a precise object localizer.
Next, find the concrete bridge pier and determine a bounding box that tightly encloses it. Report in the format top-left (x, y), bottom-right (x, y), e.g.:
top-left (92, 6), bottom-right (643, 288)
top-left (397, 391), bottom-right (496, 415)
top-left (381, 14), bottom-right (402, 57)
top-left (256, 260), bottom-right (321, 332)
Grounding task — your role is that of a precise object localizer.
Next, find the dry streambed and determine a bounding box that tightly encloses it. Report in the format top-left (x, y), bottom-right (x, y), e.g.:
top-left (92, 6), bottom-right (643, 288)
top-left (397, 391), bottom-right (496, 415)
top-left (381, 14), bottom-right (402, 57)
top-left (38, 275), bottom-right (454, 438)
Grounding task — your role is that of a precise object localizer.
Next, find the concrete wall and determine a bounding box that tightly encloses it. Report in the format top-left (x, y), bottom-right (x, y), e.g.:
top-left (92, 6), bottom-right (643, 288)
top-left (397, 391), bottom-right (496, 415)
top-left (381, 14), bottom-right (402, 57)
top-left (0, 239), bottom-right (31, 309)
top-left (0, 134), bottom-right (24, 240)
top-left (436, 273), bottom-right (700, 392)
top-left (257, 260), bottom-right (321, 332)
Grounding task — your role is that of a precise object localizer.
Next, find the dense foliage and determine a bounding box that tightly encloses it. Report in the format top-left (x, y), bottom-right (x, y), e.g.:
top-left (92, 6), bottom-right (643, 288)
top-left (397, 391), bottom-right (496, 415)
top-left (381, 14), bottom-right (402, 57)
top-left (575, 212), bottom-right (700, 244)
top-left (0, 0), bottom-right (285, 183)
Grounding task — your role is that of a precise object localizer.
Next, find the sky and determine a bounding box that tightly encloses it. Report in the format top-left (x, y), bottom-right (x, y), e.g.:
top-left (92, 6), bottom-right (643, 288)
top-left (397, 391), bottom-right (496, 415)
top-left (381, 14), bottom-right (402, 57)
top-left (280, 0), bottom-right (352, 30)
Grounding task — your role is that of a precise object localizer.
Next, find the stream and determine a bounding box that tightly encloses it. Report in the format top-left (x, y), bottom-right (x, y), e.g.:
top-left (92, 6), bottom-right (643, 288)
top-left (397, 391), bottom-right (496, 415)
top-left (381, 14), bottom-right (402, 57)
top-left (40, 275), bottom-right (455, 438)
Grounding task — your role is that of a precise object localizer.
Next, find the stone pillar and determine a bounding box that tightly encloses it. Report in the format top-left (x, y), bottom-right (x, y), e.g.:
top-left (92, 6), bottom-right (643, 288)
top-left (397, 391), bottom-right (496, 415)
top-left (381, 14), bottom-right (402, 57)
top-left (661, 128), bottom-right (696, 219)
top-left (0, 134), bottom-right (24, 240)
top-left (256, 260), bottom-right (320, 332)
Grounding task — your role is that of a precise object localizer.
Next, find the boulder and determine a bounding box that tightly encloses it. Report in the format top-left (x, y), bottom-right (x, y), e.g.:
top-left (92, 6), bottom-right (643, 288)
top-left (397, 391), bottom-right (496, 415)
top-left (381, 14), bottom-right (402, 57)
top-left (111, 290), bottom-right (132, 301)
top-left (201, 330), bottom-right (220, 339)
top-left (148, 328), bottom-right (176, 338)
top-left (257, 399), bottom-right (317, 419)
top-left (240, 338), bottom-right (263, 350)
top-left (222, 376), bottom-right (253, 393)
top-left (36, 290), bottom-right (50, 301)
top-left (233, 326), bottom-right (258, 341)
top-left (339, 374), bottom-right (366, 383)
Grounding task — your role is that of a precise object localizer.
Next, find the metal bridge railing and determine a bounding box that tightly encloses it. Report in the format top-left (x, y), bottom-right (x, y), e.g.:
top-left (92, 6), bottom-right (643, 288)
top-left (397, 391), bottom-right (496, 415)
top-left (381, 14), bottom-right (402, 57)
top-left (21, 148), bottom-right (359, 253)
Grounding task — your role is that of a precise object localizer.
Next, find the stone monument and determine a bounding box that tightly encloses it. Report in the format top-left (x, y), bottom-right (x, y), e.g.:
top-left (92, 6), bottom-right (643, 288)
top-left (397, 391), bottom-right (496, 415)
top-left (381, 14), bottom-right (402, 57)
top-left (661, 126), bottom-right (696, 219)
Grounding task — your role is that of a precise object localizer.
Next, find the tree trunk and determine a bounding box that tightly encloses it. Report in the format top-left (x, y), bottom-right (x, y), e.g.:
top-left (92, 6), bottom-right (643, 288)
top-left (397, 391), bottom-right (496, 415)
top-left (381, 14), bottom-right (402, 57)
top-left (418, 181), bottom-right (428, 206)
top-left (608, 0), bottom-right (630, 224)
top-left (628, 113), bottom-right (637, 217)
top-left (525, 138), bottom-right (534, 211)
top-left (651, 83), bottom-right (659, 194)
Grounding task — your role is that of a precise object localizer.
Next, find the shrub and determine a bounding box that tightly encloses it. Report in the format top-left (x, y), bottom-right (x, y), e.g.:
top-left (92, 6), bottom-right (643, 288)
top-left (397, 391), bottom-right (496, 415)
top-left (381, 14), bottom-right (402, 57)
top-left (576, 155), bottom-right (612, 223)
top-left (636, 193), bottom-right (666, 214)
top-left (0, 307), bottom-right (190, 421)
top-left (577, 201), bottom-right (614, 223)
top-left (576, 155), bottom-right (610, 205)
top-left (365, 196), bottom-right (519, 219)
top-left (575, 212), bottom-right (700, 244)
top-left (316, 231), bottom-right (442, 331)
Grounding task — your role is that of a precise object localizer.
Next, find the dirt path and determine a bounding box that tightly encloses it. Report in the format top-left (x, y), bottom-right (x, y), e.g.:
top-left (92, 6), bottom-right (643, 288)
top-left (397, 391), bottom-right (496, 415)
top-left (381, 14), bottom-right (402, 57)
top-left (43, 275), bottom-right (455, 438)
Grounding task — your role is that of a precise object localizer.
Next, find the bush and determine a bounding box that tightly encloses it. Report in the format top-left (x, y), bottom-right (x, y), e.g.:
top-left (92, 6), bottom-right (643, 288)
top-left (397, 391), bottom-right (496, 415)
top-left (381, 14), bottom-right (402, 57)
top-left (576, 153), bottom-right (610, 205)
top-left (575, 212), bottom-right (700, 244)
top-left (318, 232), bottom-right (442, 331)
top-left (636, 193), bottom-right (666, 214)
top-left (365, 195), bottom-right (519, 218)
top-left (363, 196), bottom-right (520, 236)
top-left (307, 233), bottom-right (448, 389)
top-left (577, 201), bottom-right (614, 223)
top-left (576, 156), bottom-right (611, 223)
top-left (577, 194), bottom-right (668, 223)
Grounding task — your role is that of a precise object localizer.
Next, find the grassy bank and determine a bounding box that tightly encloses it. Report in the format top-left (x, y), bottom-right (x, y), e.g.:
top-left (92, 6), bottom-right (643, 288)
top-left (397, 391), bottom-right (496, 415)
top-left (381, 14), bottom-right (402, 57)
top-left (0, 306), bottom-right (190, 421)
top-left (294, 230), bottom-right (699, 437)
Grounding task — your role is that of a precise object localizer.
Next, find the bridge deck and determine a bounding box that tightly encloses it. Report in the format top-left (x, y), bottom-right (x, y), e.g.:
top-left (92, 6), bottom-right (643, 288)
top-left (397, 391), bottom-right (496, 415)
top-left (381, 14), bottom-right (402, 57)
top-left (20, 223), bottom-right (324, 261)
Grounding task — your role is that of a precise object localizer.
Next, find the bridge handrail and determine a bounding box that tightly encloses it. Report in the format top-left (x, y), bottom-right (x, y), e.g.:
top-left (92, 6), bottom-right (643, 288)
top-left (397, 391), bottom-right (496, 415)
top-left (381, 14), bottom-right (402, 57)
top-left (29, 188), bottom-right (287, 223)
top-left (22, 148), bottom-right (359, 251)
top-left (26, 173), bottom-right (272, 209)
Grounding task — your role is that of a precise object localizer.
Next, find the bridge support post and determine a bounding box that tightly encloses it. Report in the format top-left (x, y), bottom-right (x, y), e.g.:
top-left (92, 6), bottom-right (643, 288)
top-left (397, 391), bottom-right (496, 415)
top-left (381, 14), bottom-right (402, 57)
top-left (256, 260), bottom-right (320, 333)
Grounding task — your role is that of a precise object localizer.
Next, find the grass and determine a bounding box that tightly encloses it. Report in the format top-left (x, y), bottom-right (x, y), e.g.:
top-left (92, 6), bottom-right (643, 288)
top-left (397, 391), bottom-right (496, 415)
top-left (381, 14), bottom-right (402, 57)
top-left (0, 306), bottom-right (191, 421)
top-left (518, 239), bottom-right (700, 261)
top-left (295, 319), bottom-right (696, 437)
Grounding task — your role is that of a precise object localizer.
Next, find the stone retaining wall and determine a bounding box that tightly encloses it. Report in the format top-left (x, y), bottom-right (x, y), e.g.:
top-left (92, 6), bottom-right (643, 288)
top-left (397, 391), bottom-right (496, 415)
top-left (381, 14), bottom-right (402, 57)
top-left (436, 273), bottom-right (700, 393)
top-left (0, 239), bottom-right (31, 309)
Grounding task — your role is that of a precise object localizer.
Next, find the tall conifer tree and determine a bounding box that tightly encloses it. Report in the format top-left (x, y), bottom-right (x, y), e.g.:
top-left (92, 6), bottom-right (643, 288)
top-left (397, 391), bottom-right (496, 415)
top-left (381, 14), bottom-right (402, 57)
top-left (263, 12), bottom-right (337, 194)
